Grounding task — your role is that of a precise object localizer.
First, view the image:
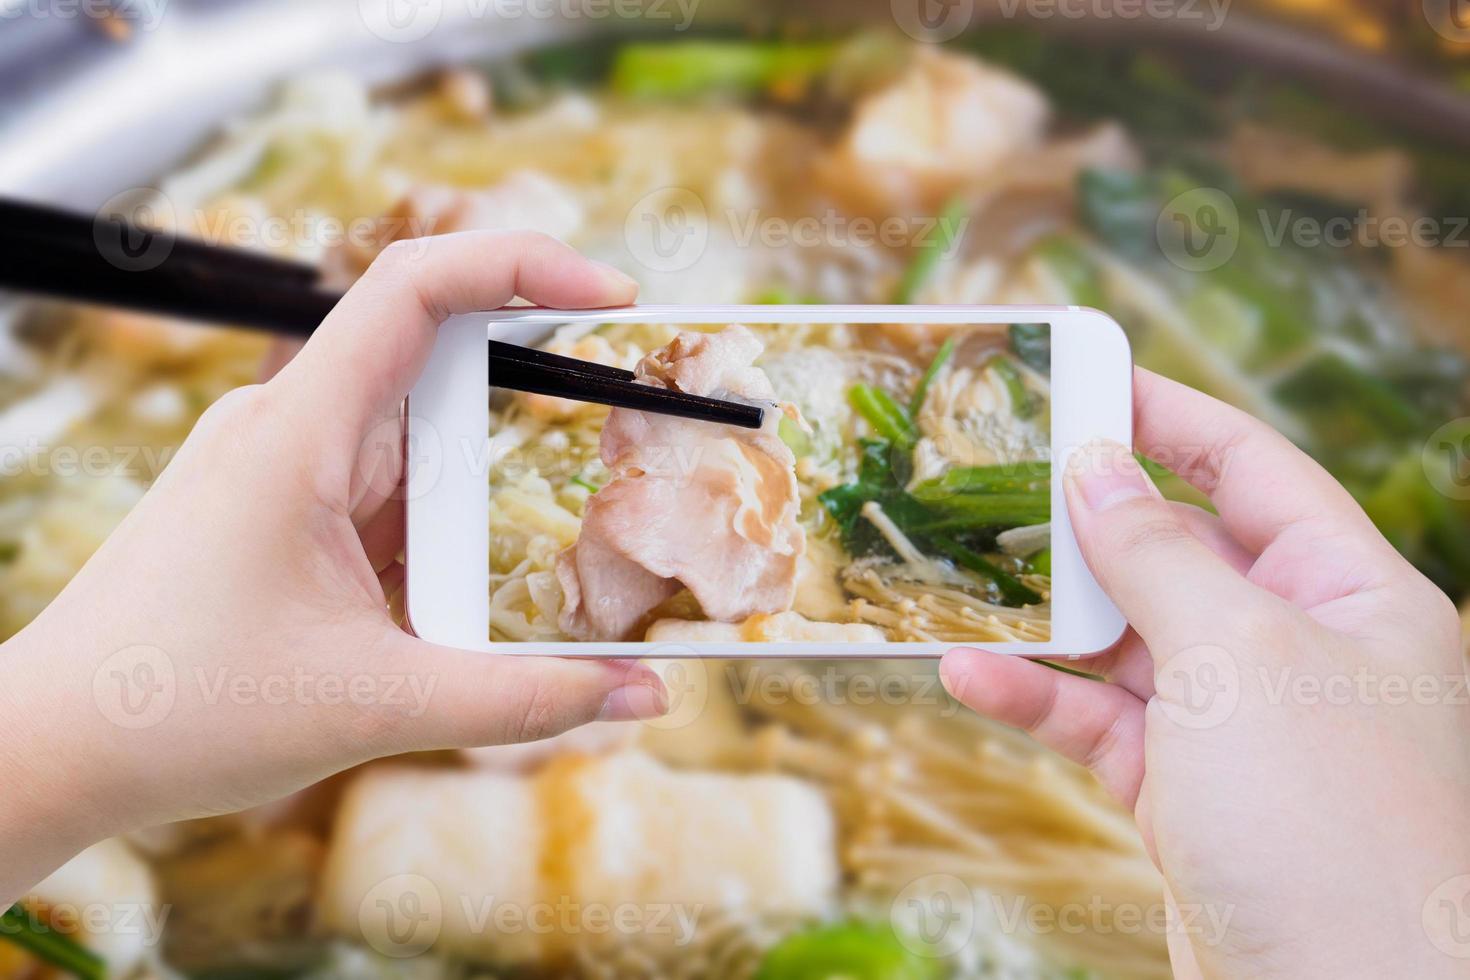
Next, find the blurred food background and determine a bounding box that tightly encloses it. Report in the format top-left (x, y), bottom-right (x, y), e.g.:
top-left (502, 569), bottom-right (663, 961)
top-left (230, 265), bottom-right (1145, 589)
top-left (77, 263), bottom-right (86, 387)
top-left (3, 1), bottom-right (1469, 977)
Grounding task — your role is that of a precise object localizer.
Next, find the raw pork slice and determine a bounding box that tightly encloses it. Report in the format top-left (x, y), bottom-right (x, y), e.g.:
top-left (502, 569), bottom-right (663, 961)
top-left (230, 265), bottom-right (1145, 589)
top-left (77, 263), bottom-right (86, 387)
top-left (557, 326), bottom-right (805, 640)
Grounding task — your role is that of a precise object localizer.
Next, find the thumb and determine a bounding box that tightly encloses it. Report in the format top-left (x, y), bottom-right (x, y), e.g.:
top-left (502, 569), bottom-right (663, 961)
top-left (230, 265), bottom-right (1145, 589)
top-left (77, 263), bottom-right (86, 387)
top-left (1064, 439), bottom-right (1262, 658)
top-left (379, 633), bottom-right (668, 752)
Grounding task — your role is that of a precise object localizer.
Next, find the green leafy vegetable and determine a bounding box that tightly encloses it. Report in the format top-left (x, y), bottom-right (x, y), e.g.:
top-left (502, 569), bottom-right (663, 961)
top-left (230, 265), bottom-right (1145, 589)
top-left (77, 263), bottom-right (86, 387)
top-left (912, 461), bottom-right (1050, 498)
top-left (1077, 168), bottom-right (1158, 258)
top-left (927, 538), bottom-right (1042, 607)
top-left (1008, 323), bottom-right (1051, 375)
top-left (819, 440), bottom-right (1049, 607)
top-left (1035, 236), bottom-right (1106, 310)
top-left (755, 922), bottom-right (938, 980)
top-left (989, 355), bottom-right (1039, 418)
top-left (892, 196), bottom-right (969, 303)
top-left (1029, 547), bottom-right (1053, 576)
top-left (910, 493), bottom-right (1052, 532)
top-left (609, 41), bottom-right (836, 100)
top-left (778, 416), bottom-right (813, 458)
top-left (818, 441), bottom-right (927, 558)
top-left (753, 285), bottom-right (821, 305)
top-left (1040, 660), bottom-right (1105, 682)
top-left (1, 905), bottom-right (105, 980)
top-left (909, 335), bottom-right (955, 417)
top-left (848, 384), bottom-right (917, 450)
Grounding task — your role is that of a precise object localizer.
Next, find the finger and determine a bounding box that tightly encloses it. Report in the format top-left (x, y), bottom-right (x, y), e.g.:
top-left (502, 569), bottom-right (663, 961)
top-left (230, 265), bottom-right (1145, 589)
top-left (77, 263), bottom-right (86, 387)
top-left (1133, 368), bottom-right (1400, 603)
top-left (1173, 501), bottom-right (1255, 576)
top-left (377, 560), bottom-right (405, 603)
top-left (1058, 629), bottom-right (1154, 700)
top-left (257, 338), bottom-right (306, 382)
top-left (1039, 503), bottom-right (1254, 702)
top-left (1065, 439), bottom-right (1267, 654)
top-left (380, 632), bottom-right (667, 753)
top-left (276, 231), bottom-right (637, 439)
top-left (941, 649), bottom-right (1147, 808)
top-left (357, 492), bottom-right (405, 571)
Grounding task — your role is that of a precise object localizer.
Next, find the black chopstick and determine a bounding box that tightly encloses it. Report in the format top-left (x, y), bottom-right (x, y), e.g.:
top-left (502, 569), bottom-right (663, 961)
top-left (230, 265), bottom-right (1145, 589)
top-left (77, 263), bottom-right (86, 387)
top-left (0, 238), bottom-right (339, 335)
top-left (490, 344), bottom-right (766, 429)
top-left (487, 338), bottom-right (634, 382)
top-left (0, 198), bottom-right (337, 336)
top-left (0, 197), bottom-right (766, 429)
top-left (1, 198), bottom-right (323, 286)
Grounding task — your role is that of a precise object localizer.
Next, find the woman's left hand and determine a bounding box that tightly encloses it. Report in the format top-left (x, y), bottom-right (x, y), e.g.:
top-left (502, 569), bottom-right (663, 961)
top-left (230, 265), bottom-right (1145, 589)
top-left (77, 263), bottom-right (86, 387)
top-left (0, 231), bottom-right (667, 901)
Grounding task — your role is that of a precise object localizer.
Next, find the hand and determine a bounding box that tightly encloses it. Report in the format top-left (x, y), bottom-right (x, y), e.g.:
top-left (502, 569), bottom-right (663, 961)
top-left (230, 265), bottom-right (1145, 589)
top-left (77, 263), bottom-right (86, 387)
top-left (941, 368), bottom-right (1470, 978)
top-left (0, 232), bottom-right (668, 901)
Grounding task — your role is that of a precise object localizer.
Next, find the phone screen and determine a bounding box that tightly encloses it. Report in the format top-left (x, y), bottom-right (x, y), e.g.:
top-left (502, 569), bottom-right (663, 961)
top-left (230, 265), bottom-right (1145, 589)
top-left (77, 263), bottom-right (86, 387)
top-left (487, 321), bottom-right (1051, 645)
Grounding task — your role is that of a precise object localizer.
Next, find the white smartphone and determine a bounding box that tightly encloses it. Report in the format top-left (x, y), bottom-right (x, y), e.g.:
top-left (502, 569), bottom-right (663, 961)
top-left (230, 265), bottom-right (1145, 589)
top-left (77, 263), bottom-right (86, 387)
top-left (405, 305), bottom-right (1130, 658)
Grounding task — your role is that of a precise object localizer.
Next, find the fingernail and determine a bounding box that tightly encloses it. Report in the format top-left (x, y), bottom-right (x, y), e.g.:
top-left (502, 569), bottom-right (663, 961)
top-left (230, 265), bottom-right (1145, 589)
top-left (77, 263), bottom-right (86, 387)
top-left (593, 260), bottom-right (639, 290)
top-left (1068, 439), bottom-right (1152, 511)
top-left (938, 651), bottom-right (969, 696)
top-left (596, 672), bottom-right (668, 722)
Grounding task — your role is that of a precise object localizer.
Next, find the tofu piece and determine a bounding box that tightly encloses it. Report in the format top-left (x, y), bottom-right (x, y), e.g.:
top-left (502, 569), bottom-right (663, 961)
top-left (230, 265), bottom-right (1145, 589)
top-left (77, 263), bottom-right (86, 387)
top-left (320, 754), bottom-right (838, 966)
top-left (27, 839), bottom-right (159, 975)
top-left (550, 753), bottom-right (838, 925)
top-left (320, 766), bottom-right (545, 964)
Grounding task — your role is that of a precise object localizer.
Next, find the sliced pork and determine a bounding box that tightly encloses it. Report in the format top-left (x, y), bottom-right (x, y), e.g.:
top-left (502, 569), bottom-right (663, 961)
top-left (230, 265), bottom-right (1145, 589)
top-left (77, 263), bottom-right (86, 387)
top-left (556, 326), bottom-right (805, 640)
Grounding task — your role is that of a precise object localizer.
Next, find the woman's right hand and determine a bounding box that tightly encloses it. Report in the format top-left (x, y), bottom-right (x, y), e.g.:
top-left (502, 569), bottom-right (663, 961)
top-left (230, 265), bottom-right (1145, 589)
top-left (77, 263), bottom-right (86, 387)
top-left (942, 368), bottom-right (1470, 978)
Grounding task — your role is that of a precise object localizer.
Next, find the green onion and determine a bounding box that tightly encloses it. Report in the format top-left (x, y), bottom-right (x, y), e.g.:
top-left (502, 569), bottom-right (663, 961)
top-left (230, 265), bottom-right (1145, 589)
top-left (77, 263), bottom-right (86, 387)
top-left (988, 355), bottom-right (1039, 418)
top-left (753, 285), bottom-right (821, 305)
top-left (892, 196), bottom-right (969, 304)
top-left (848, 384), bottom-right (917, 450)
top-left (1040, 660), bottom-right (1104, 682)
top-left (609, 42), bottom-right (836, 100)
top-left (777, 416), bottom-right (813, 457)
top-left (756, 921), bottom-right (938, 980)
top-left (925, 538), bottom-right (1042, 606)
top-left (911, 492), bottom-right (1051, 530)
top-left (911, 461), bottom-right (1051, 498)
top-left (569, 474), bottom-right (601, 493)
top-left (908, 335), bottom-right (955, 417)
top-left (1, 905), bottom-right (105, 980)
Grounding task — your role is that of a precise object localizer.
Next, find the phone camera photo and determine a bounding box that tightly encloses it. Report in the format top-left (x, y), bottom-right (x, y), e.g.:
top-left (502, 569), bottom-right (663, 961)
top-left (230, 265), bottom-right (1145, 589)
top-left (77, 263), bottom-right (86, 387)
top-left (487, 320), bottom-right (1053, 645)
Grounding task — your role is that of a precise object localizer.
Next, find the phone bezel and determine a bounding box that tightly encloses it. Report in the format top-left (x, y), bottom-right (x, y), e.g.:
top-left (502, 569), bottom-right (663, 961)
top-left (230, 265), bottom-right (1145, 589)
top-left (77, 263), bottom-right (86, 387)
top-left (405, 305), bottom-right (1130, 658)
